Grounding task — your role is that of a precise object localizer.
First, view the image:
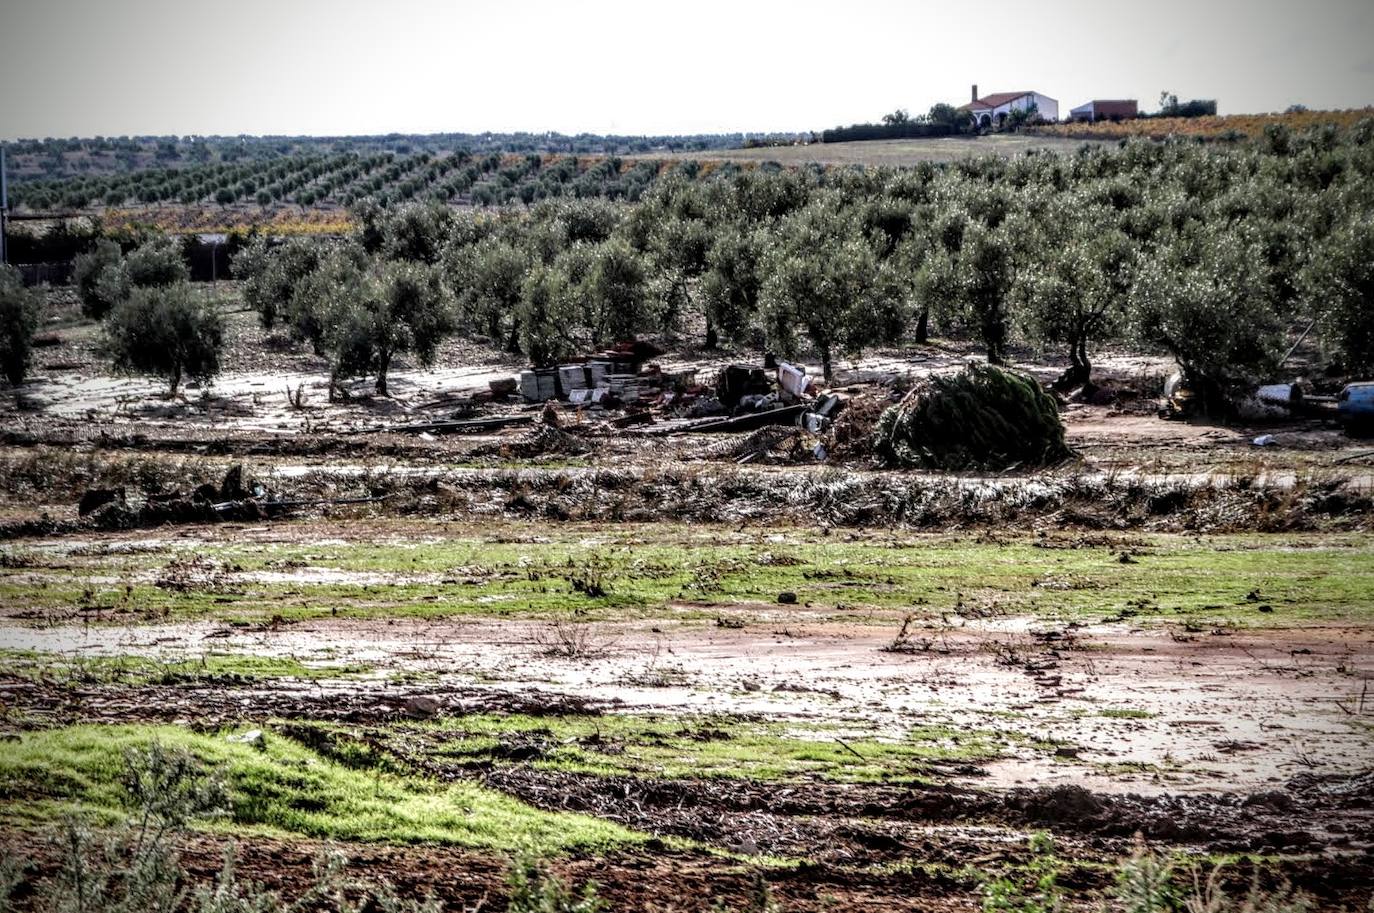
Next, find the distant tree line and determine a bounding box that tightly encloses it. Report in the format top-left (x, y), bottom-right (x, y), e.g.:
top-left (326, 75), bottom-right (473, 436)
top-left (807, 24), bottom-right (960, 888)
top-left (9, 150), bottom-right (681, 212)
top-left (1154, 92), bottom-right (1219, 119)
top-left (822, 105), bottom-right (979, 143)
top-left (3, 131), bottom-right (810, 182)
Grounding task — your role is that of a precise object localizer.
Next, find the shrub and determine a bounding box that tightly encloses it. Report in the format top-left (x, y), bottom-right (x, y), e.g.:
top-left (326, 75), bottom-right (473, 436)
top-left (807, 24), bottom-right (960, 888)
top-left (505, 855), bottom-right (606, 913)
top-left (0, 742), bottom-right (439, 913)
top-left (873, 364), bottom-right (1073, 470)
top-left (980, 831), bottom-right (1064, 913)
top-left (0, 265), bottom-right (40, 386)
top-left (104, 283), bottom-right (224, 394)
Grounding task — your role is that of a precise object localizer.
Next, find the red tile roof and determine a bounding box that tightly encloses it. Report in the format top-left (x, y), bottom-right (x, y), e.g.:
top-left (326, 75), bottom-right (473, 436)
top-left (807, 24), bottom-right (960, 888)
top-left (977, 91), bottom-right (1037, 108)
top-left (957, 91), bottom-right (1042, 112)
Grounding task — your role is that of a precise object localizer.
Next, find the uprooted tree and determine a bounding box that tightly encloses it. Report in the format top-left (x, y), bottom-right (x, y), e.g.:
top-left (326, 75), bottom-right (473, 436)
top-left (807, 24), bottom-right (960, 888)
top-left (873, 363), bottom-right (1073, 471)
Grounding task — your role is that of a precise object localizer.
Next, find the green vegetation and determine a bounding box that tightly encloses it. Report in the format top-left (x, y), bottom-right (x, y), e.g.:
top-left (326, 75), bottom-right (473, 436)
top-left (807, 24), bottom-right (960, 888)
top-left (872, 363), bottom-right (1071, 470)
top-left (0, 726), bottom-right (1334, 912)
top-left (981, 831), bottom-right (1065, 913)
top-left (1095, 708), bottom-right (1154, 720)
top-left (15, 119), bottom-right (1374, 401)
top-left (0, 264), bottom-right (40, 386)
top-left (72, 238), bottom-right (128, 319)
top-left (211, 121), bottom-right (1374, 400)
top-left (392, 713), bottom-right (1002, 784)
top-left (3, 527), bottom-right (1367, 626)
top-left (103, 282), bottom-right (224, 394)
top-left (0, 650), bottom-right (371, 685)
top-left (0, 725), bottom-right (636, 851)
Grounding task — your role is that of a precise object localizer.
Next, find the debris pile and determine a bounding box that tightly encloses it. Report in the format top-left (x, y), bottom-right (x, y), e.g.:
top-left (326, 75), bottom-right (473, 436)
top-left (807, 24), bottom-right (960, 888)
top-left (506, 341), bottom-right (841, 434)
top-left (873, 364), bottom-right (1073, 471)
top-left (518, 340), bottom-right (669, 409)
top-left (499, 424), bottom-right (595, 459)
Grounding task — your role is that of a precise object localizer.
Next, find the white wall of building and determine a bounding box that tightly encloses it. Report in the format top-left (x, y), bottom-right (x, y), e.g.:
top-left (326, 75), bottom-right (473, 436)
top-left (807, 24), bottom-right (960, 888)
top-left (1028, 92), bottom-right (1059, 121)
top-left (987, 93), bottom-right (1059, 123)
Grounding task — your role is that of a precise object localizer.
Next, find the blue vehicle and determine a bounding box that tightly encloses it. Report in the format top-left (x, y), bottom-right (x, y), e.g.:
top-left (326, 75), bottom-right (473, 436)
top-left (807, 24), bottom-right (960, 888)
top-left (1337, 382), bottom-right (1374, 433)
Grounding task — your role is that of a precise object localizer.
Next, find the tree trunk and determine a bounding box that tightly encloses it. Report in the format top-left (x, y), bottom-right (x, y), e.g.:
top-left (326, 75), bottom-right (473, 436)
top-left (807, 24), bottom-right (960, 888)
top-left (168, 367), bottom-right (181, 397)
top-left (914, 306), bottom-right (929, 344)
top-left (506, 319), bottom-right (522, 355)
top-left (821, 343), bottom-right (833, 382)
top-left (375, 350), bottom-right (391, 396)
top-left (1052, 335), bottom-right (1091, 391)
top-left (986, 339), bottom-right (1007, 367)
top-left (983, 314), bottom-right (1008, 366)
top-left (704, 315), bottom-right (718, 350)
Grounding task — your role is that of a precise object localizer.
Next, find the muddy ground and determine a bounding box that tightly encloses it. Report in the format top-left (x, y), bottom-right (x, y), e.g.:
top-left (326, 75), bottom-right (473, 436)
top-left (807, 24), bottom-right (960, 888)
top-left (0, 287), bottom-right (1371, 910)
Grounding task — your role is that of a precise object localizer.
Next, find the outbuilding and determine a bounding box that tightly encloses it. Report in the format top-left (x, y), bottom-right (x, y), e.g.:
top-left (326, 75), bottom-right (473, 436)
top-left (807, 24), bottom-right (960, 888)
top-left (1069, 99), bottom-right (1138, 122)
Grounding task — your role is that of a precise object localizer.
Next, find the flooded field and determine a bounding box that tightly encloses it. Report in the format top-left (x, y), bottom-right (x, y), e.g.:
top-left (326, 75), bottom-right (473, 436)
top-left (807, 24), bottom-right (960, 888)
top-left (2, 285), bottom-right (1372, 911)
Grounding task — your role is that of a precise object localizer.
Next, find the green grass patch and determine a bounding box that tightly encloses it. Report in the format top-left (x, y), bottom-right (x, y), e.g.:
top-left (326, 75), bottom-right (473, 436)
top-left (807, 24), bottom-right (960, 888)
top-left (0, 724), bottom-right (637, 852)
top-left (374, 713), bottom-right (1008, 784)
top-left (4, 525), bottom-right (1371, 626)
top-left (1096, 708), bottom-right (1155, 720)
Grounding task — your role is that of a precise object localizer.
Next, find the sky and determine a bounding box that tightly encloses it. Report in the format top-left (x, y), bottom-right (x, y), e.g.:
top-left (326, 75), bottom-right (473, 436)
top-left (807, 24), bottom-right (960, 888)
top-left (2, 0), bottom-right (1373, 140)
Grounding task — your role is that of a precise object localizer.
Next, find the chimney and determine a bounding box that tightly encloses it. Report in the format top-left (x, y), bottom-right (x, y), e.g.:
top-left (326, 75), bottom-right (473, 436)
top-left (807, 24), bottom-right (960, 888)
top-left (972, 84), bottom-right (979, 103)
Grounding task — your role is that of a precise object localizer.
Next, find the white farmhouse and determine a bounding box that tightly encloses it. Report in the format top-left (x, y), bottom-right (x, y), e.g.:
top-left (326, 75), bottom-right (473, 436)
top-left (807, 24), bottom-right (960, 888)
top-left (958, 85), bottom-right (1059, 127)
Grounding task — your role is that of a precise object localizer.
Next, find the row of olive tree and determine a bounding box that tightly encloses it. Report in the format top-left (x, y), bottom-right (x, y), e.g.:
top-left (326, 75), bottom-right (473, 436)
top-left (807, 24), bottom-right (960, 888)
top-left (229, 122), bottom-right (1374, 403)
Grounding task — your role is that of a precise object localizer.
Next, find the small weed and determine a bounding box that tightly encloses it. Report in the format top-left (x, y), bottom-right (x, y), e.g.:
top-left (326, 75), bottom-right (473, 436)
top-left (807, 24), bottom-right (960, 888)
top-left (530, 619), bottom-right (618, 659)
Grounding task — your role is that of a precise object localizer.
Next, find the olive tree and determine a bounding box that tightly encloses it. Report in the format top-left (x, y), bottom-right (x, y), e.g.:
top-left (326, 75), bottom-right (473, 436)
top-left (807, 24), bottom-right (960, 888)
top-left (286, 243), bottom-right (371, 355)
top-left (951, 223), bottom-right (1017, 366)
top-left (699, 225), bottom-right (766, 349)
top-left (582, 239), bottom-right (651, 347)
top-left (448, 236), bottom-right (528, 353)
top-left (241, 236), bottom-right (320, 332)
top-left (104, 282), bottom-right (224, 395)
top-left (0, 265), bottom-right (40, 386)
top-left (1131, 226), bottom-right (1284, 410)
top-left (759, 202), bottom-right (904, 381)
top-left (72, 239), bottom-right (128, 319)
top-left (124, 237), bottom-right (189, 288)
top-left (74, 237), bottom-right (189, 321)
top-left (322, 259), bottom-right (453, 397)
top-left (518, 265), bottom-right (579, 368)
top-left (1016, 224), bottom-right (1136, 389)
top-left (1301, 216), bottom-right (1374, 374)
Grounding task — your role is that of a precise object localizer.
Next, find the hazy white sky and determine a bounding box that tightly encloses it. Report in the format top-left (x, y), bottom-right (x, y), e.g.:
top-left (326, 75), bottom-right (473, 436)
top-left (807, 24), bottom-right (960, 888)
top-left (2, 0), bottom-right (1372, 140)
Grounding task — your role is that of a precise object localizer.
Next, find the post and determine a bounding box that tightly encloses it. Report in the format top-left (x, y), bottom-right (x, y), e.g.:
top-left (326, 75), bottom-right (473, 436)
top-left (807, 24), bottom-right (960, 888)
top-left (0, 143), bottom-right (8, 266)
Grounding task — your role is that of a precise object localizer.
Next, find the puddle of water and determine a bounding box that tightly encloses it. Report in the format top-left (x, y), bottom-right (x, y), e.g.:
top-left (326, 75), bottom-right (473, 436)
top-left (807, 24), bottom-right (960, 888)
top-left (3, 616), bottom-right (1368, 796)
